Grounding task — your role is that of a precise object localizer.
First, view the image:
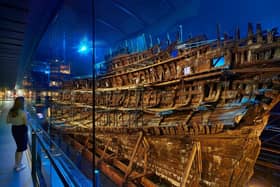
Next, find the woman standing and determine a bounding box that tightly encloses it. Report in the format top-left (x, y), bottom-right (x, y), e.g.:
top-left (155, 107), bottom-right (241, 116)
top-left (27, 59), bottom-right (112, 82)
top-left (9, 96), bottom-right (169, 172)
top-left (6, 97), bottom-right (28, 172)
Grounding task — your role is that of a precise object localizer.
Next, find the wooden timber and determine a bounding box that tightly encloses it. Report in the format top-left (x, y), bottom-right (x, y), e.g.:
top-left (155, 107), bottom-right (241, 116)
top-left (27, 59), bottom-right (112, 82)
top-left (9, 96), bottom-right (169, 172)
top-left (53, 24), bottom-right (280, 186)
top-left (94, 24), bottom-right (280, 187)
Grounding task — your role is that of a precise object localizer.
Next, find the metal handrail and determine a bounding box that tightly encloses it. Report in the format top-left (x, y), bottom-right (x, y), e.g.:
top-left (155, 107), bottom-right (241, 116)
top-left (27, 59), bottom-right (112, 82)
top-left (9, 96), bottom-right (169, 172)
top-left (27, 105), bottom-right (92, 187)
top-left (32, 129), bottom-right (71, 187)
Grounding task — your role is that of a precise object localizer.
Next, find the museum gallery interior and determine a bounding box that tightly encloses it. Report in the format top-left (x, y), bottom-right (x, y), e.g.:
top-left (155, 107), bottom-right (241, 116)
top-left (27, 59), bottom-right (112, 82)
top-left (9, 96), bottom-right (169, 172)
top-left (0, 0), bottom-right (279, 186)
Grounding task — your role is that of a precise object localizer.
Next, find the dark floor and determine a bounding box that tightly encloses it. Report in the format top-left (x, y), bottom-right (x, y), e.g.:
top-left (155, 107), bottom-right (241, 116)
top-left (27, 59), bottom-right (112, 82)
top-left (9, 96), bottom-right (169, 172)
top-left (99, 172), bottom-right (117, 187)
top-left (248, 165), bottom-right (280, 187)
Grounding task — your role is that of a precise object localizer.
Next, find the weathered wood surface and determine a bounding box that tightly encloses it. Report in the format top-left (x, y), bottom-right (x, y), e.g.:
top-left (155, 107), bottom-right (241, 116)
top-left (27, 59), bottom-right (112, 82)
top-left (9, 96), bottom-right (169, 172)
top-left (51, 24), bottom-right (280, 186)
top-left (96, 132), bottom-right (202, 186)
top-left (96, 37), bottom-right (280, 89)
top-left (95, 110), bottom-right (274, 187)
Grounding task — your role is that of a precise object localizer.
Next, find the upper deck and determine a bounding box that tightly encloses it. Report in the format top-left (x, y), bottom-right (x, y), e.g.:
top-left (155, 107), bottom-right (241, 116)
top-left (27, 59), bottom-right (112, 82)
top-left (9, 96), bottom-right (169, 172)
top-left (96, 24), bottom-right (280, 89)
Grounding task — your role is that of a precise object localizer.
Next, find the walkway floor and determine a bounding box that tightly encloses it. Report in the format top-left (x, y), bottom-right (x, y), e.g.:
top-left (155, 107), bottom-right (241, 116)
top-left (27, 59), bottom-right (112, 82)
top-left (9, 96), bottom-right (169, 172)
top-left (0, 100), bottom-right (33, 187)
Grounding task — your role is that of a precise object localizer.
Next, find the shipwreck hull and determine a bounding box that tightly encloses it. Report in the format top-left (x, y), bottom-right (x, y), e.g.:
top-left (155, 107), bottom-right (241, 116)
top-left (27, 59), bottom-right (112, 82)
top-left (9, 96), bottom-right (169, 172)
top-left (94, 37), bottom-right (280, 186)
top-left (193, 129), bottom-right (261, 186)
top-left (95, 93), bottom-right (280, 186)
top-left (95, 88), bottom-right (280, 186)
top-left (95, 121), bottom-right (266, 187)
top-left (49, 23), bottom-right (280, 186)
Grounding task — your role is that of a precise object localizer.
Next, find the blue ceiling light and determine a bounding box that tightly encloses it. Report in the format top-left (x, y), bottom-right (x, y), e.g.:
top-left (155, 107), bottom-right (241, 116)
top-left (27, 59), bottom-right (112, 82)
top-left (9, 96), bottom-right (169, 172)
top-left (77, 37), bottom-right (92, 55)
top-left (78, 45), bottom-right (88, 53)
top-left (94, 169), bottom-right (99, 174)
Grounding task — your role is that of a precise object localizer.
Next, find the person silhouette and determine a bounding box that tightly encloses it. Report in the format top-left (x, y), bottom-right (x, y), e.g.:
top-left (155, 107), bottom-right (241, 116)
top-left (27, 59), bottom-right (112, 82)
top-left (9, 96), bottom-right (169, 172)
top-left (6, 96), bottom-right (28, 172)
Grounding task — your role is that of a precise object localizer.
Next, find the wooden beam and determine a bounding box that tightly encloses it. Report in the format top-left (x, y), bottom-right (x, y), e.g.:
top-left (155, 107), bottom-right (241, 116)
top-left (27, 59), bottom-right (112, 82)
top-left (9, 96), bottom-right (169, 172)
top-left (95, 146), bottom-right (157, 187)
top-left (124, 131), bottom-right (143, 180)
top-left (180, 142), bottom-right (198, 187)
top-left (261, 147), bottom-right (280, 155)
top-left (256, 160), bottom-right (280, 171)
top-left (96, 156), bottom-right (137, 187)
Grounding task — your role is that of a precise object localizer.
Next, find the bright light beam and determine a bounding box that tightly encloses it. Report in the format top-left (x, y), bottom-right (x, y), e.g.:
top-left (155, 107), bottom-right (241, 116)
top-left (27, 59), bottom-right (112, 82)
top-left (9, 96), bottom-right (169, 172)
top-left (78, 45), bottom-right (88, 53)
top-left (78, 44), bottom-right (92, 55)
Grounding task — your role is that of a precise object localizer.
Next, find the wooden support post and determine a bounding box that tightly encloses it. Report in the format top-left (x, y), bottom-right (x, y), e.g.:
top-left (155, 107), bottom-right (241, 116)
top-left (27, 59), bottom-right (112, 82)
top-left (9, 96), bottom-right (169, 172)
top-left (247, 22), bottom-right (254, 45)
top-left (124, 131), bottom-right (144, 181)
top-left (100, 139), bottom-right (111, 160)
top-left (96, 145), bottom-right (156, 187)
top-left (180, 142), bottom-right (198, 187)
top-left (256, 23), bottom-right (263, 43)
top-left (196, 142), bottom-right (202, 175)
top-left (216, 24), bottom-right (221, 48)
top-left (235, 27), bottom-right (240, 40)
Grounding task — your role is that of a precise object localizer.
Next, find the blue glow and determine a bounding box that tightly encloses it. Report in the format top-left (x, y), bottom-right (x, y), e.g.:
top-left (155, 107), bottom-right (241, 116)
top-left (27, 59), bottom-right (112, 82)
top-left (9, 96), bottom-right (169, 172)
top-left (94, 170), bottom-right (99, 174)
top-left (44, 70), bottom-right (50, 74)
top-left (171, 50), bottom-right (178, 57)
top-left (212, 57), bottom-right (225, 67)
top-left (78, 45), bottom-right (89, 54)
top-left (241, 97), bottom-right (249, 103)
top-left (77, 37), bottom-right (92, 55)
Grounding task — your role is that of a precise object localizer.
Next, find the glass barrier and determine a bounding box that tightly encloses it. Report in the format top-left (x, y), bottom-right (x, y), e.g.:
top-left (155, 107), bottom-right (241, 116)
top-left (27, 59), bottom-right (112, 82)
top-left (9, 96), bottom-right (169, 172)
top-left (27, 106), bottom-right (92, 187)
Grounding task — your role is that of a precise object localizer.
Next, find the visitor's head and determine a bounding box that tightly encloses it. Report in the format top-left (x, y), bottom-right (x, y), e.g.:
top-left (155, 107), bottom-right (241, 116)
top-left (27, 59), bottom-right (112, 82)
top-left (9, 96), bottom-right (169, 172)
top-left (14, 96), bottom-right (25, 110)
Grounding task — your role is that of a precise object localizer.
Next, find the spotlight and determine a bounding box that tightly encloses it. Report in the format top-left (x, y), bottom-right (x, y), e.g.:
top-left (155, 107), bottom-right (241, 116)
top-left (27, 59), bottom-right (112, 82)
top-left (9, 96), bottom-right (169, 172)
top-left (78, 45), bottom-right (88, 53)
top-left (77, 37), bottom-right (92, 55)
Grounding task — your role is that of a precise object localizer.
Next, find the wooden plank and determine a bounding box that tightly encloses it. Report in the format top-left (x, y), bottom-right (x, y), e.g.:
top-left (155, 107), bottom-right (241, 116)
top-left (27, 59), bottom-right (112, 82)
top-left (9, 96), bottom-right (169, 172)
top-left (180, 142), bottom-right (197, 187)
top-left (261, 147), bottom-right (280, 155)
top-left (256, 160), bottom-right (280, 171)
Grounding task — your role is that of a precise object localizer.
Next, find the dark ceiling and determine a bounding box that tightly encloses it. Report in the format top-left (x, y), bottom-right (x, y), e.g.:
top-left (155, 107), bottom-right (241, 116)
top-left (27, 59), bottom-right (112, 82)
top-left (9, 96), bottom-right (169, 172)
top-left (95, 0), bottom-right (198, 45)
top-left (95, 0), bottom-right (280, 61)
top-left (0, 0), bottom-right (62, 89)
top-left (26, 0), bottom-right (280, 50)
top-left (0, 0), bottom-right (29, 89)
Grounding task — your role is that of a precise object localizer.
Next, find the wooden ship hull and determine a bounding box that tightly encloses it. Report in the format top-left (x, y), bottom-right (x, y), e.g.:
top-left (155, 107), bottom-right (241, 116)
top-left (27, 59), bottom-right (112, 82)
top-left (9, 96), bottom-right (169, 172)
top-left (52, 23), bottom-right (280, 186)
top-left (95, 77), bottom-right (280, 186)
top-left (94, 23), bottom-right (280, 186)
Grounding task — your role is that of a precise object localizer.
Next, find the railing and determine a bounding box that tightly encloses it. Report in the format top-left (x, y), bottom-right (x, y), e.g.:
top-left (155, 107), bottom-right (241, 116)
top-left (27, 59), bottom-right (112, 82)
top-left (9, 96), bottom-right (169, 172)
top-left (27, 105), bottom-right (92, 187)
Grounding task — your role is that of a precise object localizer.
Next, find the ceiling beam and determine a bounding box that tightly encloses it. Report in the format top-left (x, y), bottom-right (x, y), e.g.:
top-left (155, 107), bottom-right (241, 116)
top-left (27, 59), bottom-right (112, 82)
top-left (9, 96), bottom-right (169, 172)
top-left (0, 48), bottom-right (21, 54)
top-left (0, 41), bottom-right (23, 47)
top-left (96, 18), bottom-right (126, 35)
top-left (0, 30), bottom-right (24, 40)
top-left (0, 35), bottom-right (23, 41)
top-left (0, 7), bottom-right (28, 23)
top-left (0, 59), bottom-right (18, 63)
top-left (112, 0), bottom-right (147, 26)
top-left (0, 16), bottom-right (27, 25)
top-left (0, 2), bottom-right (29, 13)
top-left (0, 38), bottom-right (23, 46)
top-left (0, 61), bottom-right (17, 64)
top-left (0, 54), bottom-right (19, 58)
top-left (0, 20), bottom-right (26, 31)
top-left (0, 26), bottom-right (24, 34)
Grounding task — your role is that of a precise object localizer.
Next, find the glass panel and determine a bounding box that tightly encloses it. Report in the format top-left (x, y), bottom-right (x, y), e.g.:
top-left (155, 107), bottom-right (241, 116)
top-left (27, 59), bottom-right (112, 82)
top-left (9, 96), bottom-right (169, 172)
top-left (28, 107), bottom-right (92, 186)
top-left (24, 0), bottom-right (94, 186)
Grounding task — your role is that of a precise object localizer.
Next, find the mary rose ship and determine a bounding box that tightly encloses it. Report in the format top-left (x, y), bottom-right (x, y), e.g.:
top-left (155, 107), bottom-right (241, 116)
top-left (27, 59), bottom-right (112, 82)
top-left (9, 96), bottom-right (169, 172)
top-left (56, 23), bottom-right (280, 186)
